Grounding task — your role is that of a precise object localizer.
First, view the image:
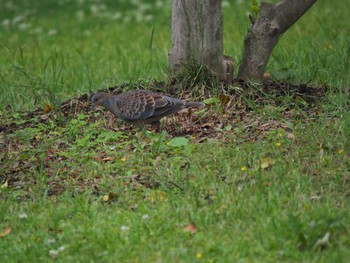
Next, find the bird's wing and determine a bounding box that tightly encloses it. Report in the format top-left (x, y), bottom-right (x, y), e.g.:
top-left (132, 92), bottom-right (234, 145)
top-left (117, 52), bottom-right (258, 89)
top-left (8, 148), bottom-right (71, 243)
top-left (117, 91), bottom-right (184, 121)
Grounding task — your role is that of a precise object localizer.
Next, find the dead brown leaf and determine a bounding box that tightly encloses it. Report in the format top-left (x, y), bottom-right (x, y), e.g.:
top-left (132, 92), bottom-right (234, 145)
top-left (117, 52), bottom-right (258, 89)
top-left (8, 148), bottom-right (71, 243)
top-left (263, 72), bottom-right (271, 79)
top-left (0, 225), bottom-right (11, 238)
top-left (102, 157), bottom-right (115, 162)
top-left (40, 114), bottom-right (50, 120)
top-left (43, 103), bottom-right (53, 113)
top-left (219, 94), bottom-right (231, 107)
top-left (287, 132), bottom-right (295, 140)
top-left (183, 223), bottom-right (197, 234)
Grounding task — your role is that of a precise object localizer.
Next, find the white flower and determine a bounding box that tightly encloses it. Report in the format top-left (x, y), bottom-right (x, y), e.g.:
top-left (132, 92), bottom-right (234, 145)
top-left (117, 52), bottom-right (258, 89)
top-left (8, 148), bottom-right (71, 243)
top-left (123, 16), bottom-right (131, 23)
top-left (99, 4), bottom-right (107, 11)
top-left (83, 30), bottom-right (91, 36)
top-left (48, 29), bottom-right (57, 36)
top-left (33, 27), bottom-right (43, 34)
top-left (90, 5), bottom-right (99, 15)
top-left (120, 225), bottom-right (130, 232)
top-left (135, 13), bottom-right (143, 23)
top-left (2, 19), bottom-right (11, 28)
top-left (49, 249), bottom-right (59, 258)
top-left (222, 1), bottom-right (230, 8)
top-left (138, 4), bottom-right (151, 13)
top-left (12, 16), bottom-right (25, 24)
top-left (58, 246), bottom-right (65, 252)
top-left (76, 10), bottom-right (85, 20)
top-left (90, 4), bottom-right (106, 16)
top-left (18, 212), bottom-right (28, 219)
top-left (110, 12), bottom-right (122, 20)
top-left (47, 238), bottom-right (56, 244)
top-left (49, 246), bottom-right (65, 259)
top-left (144, 15), bottom-right (153, 22)
top-left (155, 1), bottom-right (164, 8)
top-left (5, 1), bottom-right (17, 11)
top-left (18, 22), bottom-right (30, 31)
top-left (131, 0), bottom-right (140, 5)
top-left (142, 214), bottom-right (149, 220)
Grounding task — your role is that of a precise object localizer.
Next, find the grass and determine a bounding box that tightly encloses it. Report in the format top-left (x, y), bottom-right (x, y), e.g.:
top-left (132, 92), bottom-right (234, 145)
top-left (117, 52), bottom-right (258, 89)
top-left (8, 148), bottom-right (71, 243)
top-left (1, 0), bottom-right (350, 262)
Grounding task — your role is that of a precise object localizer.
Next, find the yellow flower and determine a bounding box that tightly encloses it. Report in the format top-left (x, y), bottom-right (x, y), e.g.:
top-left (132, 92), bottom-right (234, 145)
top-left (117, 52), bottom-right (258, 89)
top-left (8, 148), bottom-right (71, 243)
top-left (241, 165), bottom-right (247, 171)
top-left (196, 253), bottom-right (203, 259)
top-left (121, 157), bottom-right (127, 162)
top-left (276, 142), bottom-right (281, 147)
top-left (278, 133), bottom-right (283, 138)
top-left (338, 149), bottom-right (344, 155)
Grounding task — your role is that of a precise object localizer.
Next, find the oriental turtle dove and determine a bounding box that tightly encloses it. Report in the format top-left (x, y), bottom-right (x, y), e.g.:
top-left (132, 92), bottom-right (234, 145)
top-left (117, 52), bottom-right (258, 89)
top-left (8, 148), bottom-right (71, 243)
top-left (91, 90), bottom-right (205, 127)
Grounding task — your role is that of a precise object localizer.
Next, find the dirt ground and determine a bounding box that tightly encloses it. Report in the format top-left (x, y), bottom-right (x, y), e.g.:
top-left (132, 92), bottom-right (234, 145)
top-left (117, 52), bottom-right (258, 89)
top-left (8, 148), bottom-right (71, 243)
top-left (1, 79), bottom-right (327, 141)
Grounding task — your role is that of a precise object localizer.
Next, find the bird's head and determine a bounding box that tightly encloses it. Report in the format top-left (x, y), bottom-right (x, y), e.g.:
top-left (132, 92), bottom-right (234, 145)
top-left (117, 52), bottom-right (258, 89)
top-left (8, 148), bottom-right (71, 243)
top-left (91, 92), bottom-right (110, 109)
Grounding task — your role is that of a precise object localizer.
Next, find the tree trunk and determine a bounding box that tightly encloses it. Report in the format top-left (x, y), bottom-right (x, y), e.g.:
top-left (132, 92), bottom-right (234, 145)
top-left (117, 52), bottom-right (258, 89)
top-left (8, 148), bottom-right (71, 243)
top-left (169, 0), bottom-right (228, 81)
top-left (238, 0), bottom-right (317, 81)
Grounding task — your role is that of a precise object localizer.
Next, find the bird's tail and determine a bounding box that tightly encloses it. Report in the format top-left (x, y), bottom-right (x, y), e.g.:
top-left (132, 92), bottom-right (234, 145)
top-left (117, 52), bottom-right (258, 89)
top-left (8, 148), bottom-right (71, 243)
top-left (184, 101), bottom-right (205, 107)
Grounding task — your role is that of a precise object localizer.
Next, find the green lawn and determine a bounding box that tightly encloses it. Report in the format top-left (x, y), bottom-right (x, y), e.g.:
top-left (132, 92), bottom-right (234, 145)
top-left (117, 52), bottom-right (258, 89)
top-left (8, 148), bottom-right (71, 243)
top-left (1, 0), bottom-right (350, 262)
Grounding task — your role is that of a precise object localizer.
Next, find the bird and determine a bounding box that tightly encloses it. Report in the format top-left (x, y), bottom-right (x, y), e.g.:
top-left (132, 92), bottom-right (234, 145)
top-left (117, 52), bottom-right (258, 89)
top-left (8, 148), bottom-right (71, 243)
top-left (91, 90), bottom-right (205, 127)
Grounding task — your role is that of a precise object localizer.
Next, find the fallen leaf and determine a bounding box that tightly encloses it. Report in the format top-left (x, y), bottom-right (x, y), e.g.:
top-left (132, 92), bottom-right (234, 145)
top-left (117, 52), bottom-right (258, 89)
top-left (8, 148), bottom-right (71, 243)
top-left (102, 157), bottom-right (115, 162)
top-left (314, 232), bottom-right (330, 250)
top-left (148, 191), bottom-right (168, 202)
top-left (102, 192), bottom-right (117, 202)
top-left (263, 72), bottom-right (271, 79)
top-left (186, 107), bottom-right (192, 119)
top-left (0, 225), bottom-right (11, 238)
top-left (183, 223), bottom-right (197, 234)
top-left (1, 179), bottom-right (9, 189)
top-left (201, 122), bottom-right (214, 128)
top-left (40, 114), bottom-right (49, 120)
top-left (287, 132), bottom-right (295, 140)
top-left (196, 252), bottom-right (203, 259)
top-left (310, 193), bottom-right (322, 201)
top-left (93, 155), bottom-right (114, 162)
top-left (261, 157), bottom-right (275, 169)
top-left (224, 124), bottom-right (233, 131)
top-left (43, 103), bottom-right (53, 113)
top-left (241, 165), bottom-right (247, 171)
top-left (295, 96), bottom-right (308, 107)
top-left (219, 94), bottom-right (230, 107)
top-left (168, 137), bottom-right (189, 147)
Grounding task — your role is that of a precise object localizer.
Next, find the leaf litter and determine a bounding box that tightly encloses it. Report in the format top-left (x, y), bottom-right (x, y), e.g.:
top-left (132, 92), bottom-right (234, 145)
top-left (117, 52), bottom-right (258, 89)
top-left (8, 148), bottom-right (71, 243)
top-left (0, 79), bottom-right (334, 197)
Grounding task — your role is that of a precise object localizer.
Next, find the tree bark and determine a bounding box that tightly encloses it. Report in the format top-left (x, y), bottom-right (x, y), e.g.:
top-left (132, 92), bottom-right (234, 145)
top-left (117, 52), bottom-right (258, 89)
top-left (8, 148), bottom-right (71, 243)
top-left (238, 0), bottom-right (317, 81)
top-left (169, 0), bottom-right (228, 81)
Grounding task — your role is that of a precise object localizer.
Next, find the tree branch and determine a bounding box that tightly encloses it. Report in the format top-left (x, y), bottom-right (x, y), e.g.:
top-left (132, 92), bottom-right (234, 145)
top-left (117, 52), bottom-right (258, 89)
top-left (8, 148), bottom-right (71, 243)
top-left (238, 0), bottom-right (317, 82)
